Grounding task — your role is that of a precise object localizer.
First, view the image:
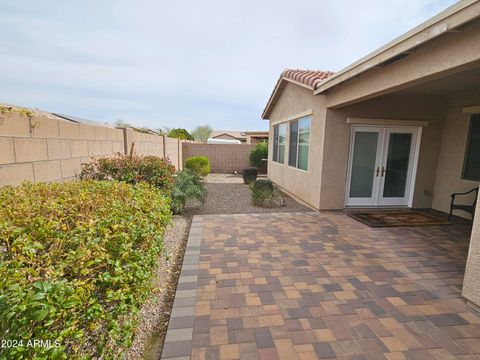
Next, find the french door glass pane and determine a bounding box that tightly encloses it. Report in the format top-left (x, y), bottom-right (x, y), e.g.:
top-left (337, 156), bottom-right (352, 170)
top-left (289, 121), bottom-right (298, 166)
top-left (350, 131), bottom-right (378, 198)
top-left (383, 133), bottom-right (412, 198)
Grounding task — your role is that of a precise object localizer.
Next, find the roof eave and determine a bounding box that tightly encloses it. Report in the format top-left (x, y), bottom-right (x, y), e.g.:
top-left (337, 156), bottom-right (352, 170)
top-left (314, 0), bottom-right (480, 95)
top-left (262, 77), bottom-right (314, 120)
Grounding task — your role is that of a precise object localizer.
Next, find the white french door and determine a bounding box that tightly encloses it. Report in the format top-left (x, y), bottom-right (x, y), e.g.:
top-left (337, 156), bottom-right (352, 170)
top-left (346, 126), bottom-right (419, 207)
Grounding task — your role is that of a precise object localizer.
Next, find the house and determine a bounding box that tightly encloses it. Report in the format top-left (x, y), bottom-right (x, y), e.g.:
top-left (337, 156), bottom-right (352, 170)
top-left (211, 130), bottom-right (269, 144)
top-left (262, 0), bottom-right (480, 309)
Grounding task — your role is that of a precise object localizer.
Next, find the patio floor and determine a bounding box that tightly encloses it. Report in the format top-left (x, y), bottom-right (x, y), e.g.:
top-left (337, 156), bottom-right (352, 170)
top-left (164, 212), bottom-right (480, 360)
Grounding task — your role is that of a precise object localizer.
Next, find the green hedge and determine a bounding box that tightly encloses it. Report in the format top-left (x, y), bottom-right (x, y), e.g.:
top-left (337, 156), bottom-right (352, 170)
top-left (184, 156), bottom-right (210, 177)
top-left (80, 154), bottom-right (175, 193)
top-left (249, 142), bottom-right (268, 170)
top-left (0, 180), bottom-right (171, 359)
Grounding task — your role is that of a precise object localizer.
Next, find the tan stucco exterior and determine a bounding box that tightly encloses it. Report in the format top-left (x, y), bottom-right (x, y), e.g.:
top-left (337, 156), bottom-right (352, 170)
top-left (463, 200), bottom-right (480, 307)
top-left (267, 82), bottom-right (327, 209)
top-left (319, 95), bottom-right (446, 209)
top-left (432, 90), bottom-right (480, 213)
top-left (263, 2), bottom-right (480, 306)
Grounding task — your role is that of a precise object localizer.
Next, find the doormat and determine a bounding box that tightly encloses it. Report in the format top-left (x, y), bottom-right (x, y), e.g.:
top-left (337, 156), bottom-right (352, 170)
top-left (347, 211), bottom-right (451, 227)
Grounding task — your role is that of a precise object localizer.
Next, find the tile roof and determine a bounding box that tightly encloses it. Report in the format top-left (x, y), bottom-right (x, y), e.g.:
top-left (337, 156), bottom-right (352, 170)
top-left (262, 69), bottom-right (334, 119)
top-left (282, 69), bottom-right (334, 89)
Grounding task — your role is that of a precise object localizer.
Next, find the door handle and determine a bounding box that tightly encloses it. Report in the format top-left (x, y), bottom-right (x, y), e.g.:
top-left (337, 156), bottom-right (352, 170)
top-left (381, 166), bottom-right (385, 177)
top-left (376, 166), bottom-right (380, 177)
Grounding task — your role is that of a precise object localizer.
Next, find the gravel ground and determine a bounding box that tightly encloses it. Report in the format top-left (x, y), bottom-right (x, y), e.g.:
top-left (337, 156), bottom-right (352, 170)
top-left (126, 215), bottom-right (191, 360)
top-left (190, 173), bottom-right (313, 215)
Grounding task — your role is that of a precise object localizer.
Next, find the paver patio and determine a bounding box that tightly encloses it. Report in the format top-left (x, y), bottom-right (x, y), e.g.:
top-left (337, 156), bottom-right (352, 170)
top-left (163, 212), bottom-right (480, 360)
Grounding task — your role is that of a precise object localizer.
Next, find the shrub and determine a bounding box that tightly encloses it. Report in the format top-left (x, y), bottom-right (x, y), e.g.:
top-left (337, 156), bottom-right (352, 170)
top-left (171, 169), bottom-right (206, 214)
top-left (184, 156), bottom-right (210, 177)
top-left (167, 128), bottom-right (194, 140)
top-left (80, 154), bottom-right (175, 193)
top-left (251, 179), bottom-right (284, 208)
top-left (242, 167), bottom-right (258, 184)
top-left (252, 179), bottom-right (273, 192)
top-left (0, 180), bottom-right (171, 359)
top-left (249, 141), bottom-right (268, 170)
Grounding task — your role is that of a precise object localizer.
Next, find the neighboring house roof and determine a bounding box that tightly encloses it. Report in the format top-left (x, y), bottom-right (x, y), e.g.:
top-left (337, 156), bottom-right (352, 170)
top-left (0, 103), bottom-right (113, 128)
top-left (262, 69), bottom-right (334, 119)
top-left (212, 130), bottom-right (247, 140)
top-left (53, 113), bottom-right (112, 128)
top-left (243, 131), bottom-right (269, 136)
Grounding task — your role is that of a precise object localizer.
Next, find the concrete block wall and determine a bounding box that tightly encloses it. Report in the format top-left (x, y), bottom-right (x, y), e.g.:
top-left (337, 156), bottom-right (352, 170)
top-left (0, 112), bottom-right (125, 186)
top-left (182, 143), bottom-right (255, 173)
top-left (0, 111), bottom-right (182, 186)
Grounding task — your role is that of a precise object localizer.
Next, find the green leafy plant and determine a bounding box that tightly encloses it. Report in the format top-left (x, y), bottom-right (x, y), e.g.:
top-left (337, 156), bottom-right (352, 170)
top-left (184, 156), bottom-right (211, 177)
top-left (252, 178), bottom-right (273, 192)
top-left (191, 125), bottom-right (212, 142)
top-left (242, 167), bottom-right (258, 184)
top-left (251, 179), bottom-right (284, 207)
top-left (171, 169), bottom-right (206, 214)
top-left (0, 180), bottom-right (171, 359)
top-left (167, 128), bottom-right (194, 140)
top-left (80, 154), bottom-right (175, 193)
top-left (249, 141), bottom-right (268, 171)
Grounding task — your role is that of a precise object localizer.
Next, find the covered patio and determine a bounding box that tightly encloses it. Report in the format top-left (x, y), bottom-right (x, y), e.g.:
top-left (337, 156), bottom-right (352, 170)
top-left (161, 212), bottom-right (480, 359)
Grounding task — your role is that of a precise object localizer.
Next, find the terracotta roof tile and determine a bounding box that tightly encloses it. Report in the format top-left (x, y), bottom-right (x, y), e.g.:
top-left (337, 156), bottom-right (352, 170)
top-left (262, 68), bottom-right (334, 119)
top-left (282, 69), bottom-right (335, 89)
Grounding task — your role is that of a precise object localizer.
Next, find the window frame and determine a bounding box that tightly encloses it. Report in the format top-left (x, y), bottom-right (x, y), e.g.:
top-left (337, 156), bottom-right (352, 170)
top-left (462, 113), bottom-right (480, 181)
top-left (288, 116), bottom-right (311, 171)
top-left (272, 123), bottom-right (287, 164)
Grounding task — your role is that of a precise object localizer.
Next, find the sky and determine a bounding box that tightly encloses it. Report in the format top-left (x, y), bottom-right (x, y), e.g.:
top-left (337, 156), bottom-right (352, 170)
top-left (0, 0), bottom-right (458, 132)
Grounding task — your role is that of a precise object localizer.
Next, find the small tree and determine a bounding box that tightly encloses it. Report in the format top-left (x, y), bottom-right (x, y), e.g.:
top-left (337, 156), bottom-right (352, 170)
top-left (114, 119), bottom-right (133, 128)
top-left (191, 125), bottom-right (213, 142)
top-left (167, 128), bottom-right (194, 140)
top-left (249, 141), bottom-right (268, 173)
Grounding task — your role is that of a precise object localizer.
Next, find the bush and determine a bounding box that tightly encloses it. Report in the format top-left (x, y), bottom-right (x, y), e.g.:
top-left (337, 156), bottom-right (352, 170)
top-left (252, 179), bottom-right (273, 192)
top-left (242, 167), bottom-right (258, 184)
top-left (184, 156), bottom-right (210, 177)
top-left (0, 180), bottom-right (171, 359)
top-left (251, 179), bottom-right (284, 208)
top-left (80, 154), bottom-right (175, 193)
top-left (171, 169), bottom-right (206, 214)
top-left (167, 128), bottom-right (194, 140)
top-left (249, 142), bottom-right (268, 172)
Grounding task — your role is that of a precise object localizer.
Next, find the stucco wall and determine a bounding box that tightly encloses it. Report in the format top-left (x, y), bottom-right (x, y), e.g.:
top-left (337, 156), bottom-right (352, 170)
top-left (463, 199), bottom-right (480, 307)
top-left (0, 111), bottom-right (182, 186)
top-left (267, 82), bottom-right (327, 209)
top-left (320, 95), bottom-right (445, 209)
top-left (432, 90), bottom-right (480, 214)
top-left (182, 142), bottom-right (254, 173)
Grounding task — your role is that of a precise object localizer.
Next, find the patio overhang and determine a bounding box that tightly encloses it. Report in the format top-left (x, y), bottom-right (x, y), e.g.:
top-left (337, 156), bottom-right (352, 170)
top-left (315, 0), bottom-right (480, 109)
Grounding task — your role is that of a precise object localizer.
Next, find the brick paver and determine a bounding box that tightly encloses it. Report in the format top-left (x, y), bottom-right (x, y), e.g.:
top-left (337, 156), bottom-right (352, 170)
top-left (183, 212), bottom-right (480, 359)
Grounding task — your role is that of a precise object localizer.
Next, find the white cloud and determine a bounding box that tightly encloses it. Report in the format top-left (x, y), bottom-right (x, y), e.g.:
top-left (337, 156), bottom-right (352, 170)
top-left (0, 0), bottom-right (458, 130)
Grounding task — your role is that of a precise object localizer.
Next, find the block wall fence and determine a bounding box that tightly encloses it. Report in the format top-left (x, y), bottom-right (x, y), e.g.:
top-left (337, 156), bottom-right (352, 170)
top-left (182, 142), bottom-right (255, 173)
top-left (0, 112), bottom-right (258, 186)
top-left (0, 112), bottom-right (182, 186)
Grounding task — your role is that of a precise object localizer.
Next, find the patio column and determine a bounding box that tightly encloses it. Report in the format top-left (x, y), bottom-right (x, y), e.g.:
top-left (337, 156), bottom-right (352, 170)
top-left (463, 200), bottom-right (480, 309)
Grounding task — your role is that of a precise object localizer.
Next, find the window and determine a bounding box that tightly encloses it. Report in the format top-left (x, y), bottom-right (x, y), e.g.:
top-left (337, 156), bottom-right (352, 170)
top-left (272, 123), bottom-right (286, 163)
top-left (288, 116), bottom-right (311, 170)
top-left (463, 113), bottom-right (480, 181)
